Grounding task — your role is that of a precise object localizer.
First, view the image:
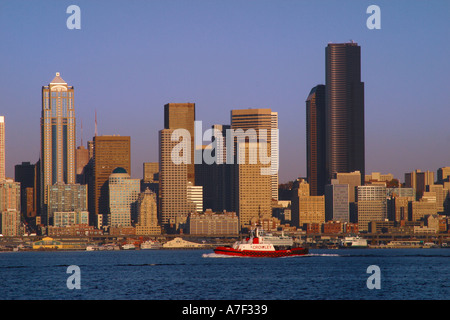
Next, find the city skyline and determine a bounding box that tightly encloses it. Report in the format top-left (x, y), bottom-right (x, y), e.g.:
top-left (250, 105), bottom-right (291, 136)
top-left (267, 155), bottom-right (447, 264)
top-left (1, 1), bottom-right (449, 183)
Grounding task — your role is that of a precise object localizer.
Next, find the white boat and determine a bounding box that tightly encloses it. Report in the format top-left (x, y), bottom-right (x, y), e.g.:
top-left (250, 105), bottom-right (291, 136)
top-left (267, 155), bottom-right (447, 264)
top-left (140, 240), bottom-right (162, 250)
top-left (86, 245), bottom-right (99, 251)
top-left (122, 243), bottom-right (136, 250)
top-left (339, 236), bottom-right (368, 248)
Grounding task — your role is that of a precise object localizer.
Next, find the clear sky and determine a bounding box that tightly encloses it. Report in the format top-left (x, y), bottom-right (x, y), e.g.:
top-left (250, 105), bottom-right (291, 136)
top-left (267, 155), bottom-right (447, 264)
top-left (0, 0), bottom-right (449, 183)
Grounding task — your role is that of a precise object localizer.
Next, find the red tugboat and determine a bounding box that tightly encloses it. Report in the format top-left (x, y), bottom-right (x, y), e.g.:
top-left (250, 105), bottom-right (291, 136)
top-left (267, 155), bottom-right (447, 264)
top-left (214, 226), bottom-right (308, 258)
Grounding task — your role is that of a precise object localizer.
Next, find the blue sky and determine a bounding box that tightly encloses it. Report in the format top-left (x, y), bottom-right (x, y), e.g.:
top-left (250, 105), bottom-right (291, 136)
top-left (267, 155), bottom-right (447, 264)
top-left (0, 0), bottom-right (449, 183)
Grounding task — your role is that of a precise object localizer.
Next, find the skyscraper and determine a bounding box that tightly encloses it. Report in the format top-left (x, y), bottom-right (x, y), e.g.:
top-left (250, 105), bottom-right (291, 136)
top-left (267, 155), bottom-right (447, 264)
top-left (159, 128), bottom-right (188, 229)
top-left (0, 116), bottom-right (5, 181)
top-left (231, 109), bottom-right (274, 229)
top-left (306, 85), bottom-right (326, 196)
top-left (325, 42), bottom-right (365, 185)
top-left (40, 73), bottom-right (76, 224)
top-left (164, 103), bottom-right (195, 184)
top-left (108, 167), bottom-right (140, 227)
top-left (90, 135), bottom-right (130, 225)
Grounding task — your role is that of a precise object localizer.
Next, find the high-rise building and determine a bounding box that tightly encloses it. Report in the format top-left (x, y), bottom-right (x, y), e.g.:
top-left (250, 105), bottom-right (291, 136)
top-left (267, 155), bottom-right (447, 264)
top-left (47, 183), bottom-right (87, 226)
top-left (270, 112), bottom-right (279, 201)
top-left (90, 135), bottom-right (131, 224)
top-left (164, 103), bottom-right (195, 184)
top-left (15, 162), bottom-right (36, 219)
top-left (231, 109), bottom-right (274, 229)
top-left (136, 187), bottom-right (160, 235)
top-left (325, 43), bottom-right (365, 185)
top-left (306, 85), bottom-right (326, 196)
top-left (0, 116), bottom-right (5, 181)
top-left (437, 167), bottom-right (450, 184)
top-left (356, 185), bottom-right (386, 231)
top-left (40, 73), bottom-right (76, 224)
top-left (0, 179), bottom-right (21, 236)
top-left (108, 167), bottom-right (140, 227)
top-left (159, 128), bottom-right (188, 229)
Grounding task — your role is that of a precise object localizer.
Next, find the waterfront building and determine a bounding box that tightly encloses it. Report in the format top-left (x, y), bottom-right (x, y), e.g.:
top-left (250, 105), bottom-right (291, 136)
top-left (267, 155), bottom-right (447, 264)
top-left (306, 85), bottom-right (326, 196)
top-left (356, 185), bottom-right (387, 232)
top-left (409, 199), bottom-right (437, 222)
top-left (325, 42), bottom-right (365, 185)
top-left (325, 180), bottom-right (349, 222)
top-left (108, 167), bottom-right (140, 227)
top-left (47, 183), bottom-right (87, 226)
top-left (90, 135), bottom-right (131, 224)
top-left (53, 211), bottom-right (89, 227)
top-left (188, 210), bottom-right (239, 236)
top-left (0, 116), bottom-right (4, 181)
top-left (136, 187), bottom-right (161, 235)
top-left (40, 73), bottom-right (76, 224)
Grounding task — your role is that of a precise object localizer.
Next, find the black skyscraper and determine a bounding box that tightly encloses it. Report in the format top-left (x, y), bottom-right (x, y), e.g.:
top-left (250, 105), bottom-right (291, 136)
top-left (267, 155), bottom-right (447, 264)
top-left (306, 85), bottom-right (326, 196)
top-left (325, 42), bottom-right (365, 184)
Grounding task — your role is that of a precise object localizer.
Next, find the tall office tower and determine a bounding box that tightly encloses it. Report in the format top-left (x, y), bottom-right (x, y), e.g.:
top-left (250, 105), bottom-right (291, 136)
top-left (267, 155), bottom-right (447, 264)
top-left (40, 73), bottom-right (76, 224)
top-left (108, 167), bottom-right (140, 227)
top-left (356, 185), bottom-right (387, 232)
top-left (0, 116), bottom-right (4, 181)
top-left (14, 162), bottom-right (36, 219)
top-left (164, 103), bottom-right (195, 184)
top-left (47, 183), bottom-right (87, 226)
top-left (231, 109), bottom-right (277, 200)
top-left (159, 128), bottom-right (188, 230)
top-left (0, 179), bottom-right (21, 236)
top-left (306, 85), bottom-right (326, 196)
top-left (231, 109), bottom-right (274, 229)
top-left (90, 135), bottom-right (130, 225)
top-left (270, 112), bottom-right (279, 201)
top-left (136, 187), bottom-right (160, 235)
top-left (325, 42), bottom-right (365, 185)
top-left (210, 124), bottom-right (233, 212)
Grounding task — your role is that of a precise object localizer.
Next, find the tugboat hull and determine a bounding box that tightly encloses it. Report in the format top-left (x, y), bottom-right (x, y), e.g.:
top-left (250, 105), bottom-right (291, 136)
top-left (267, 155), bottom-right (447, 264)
top-left (214, 246), bottom-right (308, 258)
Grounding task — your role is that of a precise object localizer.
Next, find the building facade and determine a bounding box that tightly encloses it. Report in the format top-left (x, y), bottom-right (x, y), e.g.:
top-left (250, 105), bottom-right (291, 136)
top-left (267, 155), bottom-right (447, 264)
top-left (306, 85), bottom-right (326, 196)
top-left (325, 43), bottom-right (365, 185)
top-left (47, 183), bottom-right (87, 226)
top-left (90, 135), bottom-right (131, 223)
top-left (0, 116), bottom-right (4, 181)
top-left (136, 187), bottom-right (160, 235)
top-left (356, 185), bottom-right (387, 232)
top-left (40, 73), bottom-right (76, 224)
top-left (108, 167), bottom-right (140, 227)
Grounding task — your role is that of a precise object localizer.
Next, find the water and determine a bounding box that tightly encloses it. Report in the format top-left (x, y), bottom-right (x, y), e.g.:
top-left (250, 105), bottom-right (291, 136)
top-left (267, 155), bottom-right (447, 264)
top-left (0, 248), bottom-right (449, 300)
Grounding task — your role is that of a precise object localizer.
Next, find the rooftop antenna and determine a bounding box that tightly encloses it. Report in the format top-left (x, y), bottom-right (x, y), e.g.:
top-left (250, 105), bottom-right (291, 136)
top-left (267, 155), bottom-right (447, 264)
top-left (94, 110), bottom-right (97, 137)
top-left (80, 119), bottom-right (83, 146)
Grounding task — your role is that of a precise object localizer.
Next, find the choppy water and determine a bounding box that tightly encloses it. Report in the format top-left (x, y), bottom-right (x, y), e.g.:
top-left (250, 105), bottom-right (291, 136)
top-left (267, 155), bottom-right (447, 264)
top-left (0, 248), bottom-right (449, 300)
